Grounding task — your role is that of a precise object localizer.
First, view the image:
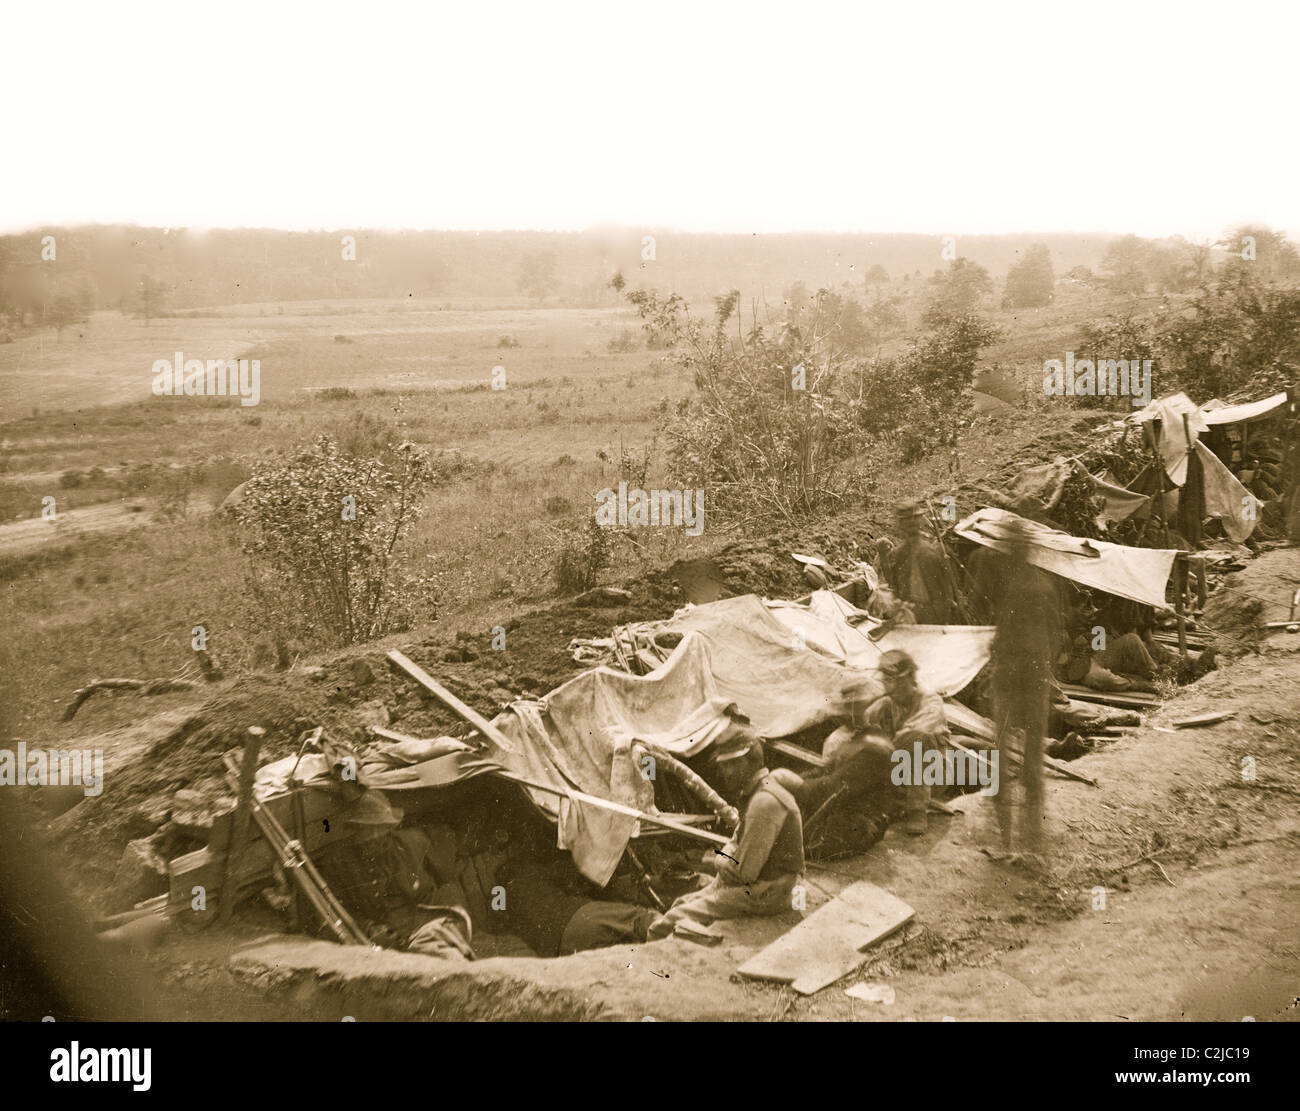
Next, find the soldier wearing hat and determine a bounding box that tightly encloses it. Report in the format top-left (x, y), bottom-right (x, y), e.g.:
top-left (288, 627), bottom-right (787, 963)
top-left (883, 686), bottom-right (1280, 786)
top-left (884, 501), bottom-right (960, 624)
top-left (646, 731), bottom-right (804, 940)
top-left (851, 649), bottom-right (949, 834)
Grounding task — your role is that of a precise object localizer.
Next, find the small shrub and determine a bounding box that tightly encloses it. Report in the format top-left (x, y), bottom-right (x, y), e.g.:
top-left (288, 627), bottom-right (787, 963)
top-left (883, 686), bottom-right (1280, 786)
top-left (552, 517), bottom-right (611, 595)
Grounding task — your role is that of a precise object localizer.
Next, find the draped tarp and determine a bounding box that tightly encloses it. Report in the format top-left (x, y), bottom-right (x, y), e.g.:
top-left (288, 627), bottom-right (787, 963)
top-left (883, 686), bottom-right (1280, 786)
top-left (1128, 392), bottom-right (1263, 541)
top-left (484, 636), bottom-right (742, 885)
top-left (762, 590), bottom-right (994, 698)
top-left (1090, 469), bottom-right (1151, 526)
top-left (1196, 440), bottom-right (1257, 543)
top-left (956, 506), bottom-right (1176, 608)
top-left (1130, 393), bottom-right (1208, 485)
top-left (363, 741), bottom-right (506, 791)
top-left (376, 590), bottom-right (995, 886)
top-left (649, 594), bottom-right (883, 739)
top-left (1200, 392), bottom-right (1287, 426)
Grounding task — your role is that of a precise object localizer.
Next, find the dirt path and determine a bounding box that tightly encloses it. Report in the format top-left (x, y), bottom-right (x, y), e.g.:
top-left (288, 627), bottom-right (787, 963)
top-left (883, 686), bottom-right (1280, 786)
top-left (0, 491), bottom-right (217, 557)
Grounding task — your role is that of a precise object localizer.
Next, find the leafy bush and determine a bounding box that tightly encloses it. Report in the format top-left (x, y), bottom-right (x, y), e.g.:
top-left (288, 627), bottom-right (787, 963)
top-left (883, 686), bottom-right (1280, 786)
top-left (858, 309), bottom-right (1004, 451)
top-left (552, 516), bottom-right (611, 594)
top-left (1077, 259), bottom-right (1300, 402)
top-left (606, 329), bottom-right (639, 353)
top-left (230, 435), bottom-right (436, 644)
top-left (622, 284), bottom-right (1002, 525)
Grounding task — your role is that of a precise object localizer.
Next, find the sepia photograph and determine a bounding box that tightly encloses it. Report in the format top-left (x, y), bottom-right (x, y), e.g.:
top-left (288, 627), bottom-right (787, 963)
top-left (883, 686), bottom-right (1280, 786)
top-left (1, 0), bottom-right (1296, 1075)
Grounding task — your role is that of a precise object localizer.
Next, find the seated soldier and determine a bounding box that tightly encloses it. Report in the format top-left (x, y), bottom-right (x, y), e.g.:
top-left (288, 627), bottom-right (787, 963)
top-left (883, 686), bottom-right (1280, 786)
top-left (798, 689), bottom-right (894, 857)
top-left (1056, 621), bottom-right (1149, 694)
top-left (499, 863), bottom-right (656, 958)
top-left (830, 650), bottom-right (950, 835)
top-left (1098, 607), bottom-right (1173, 687)
top-left (647, 735), bottom-right (803, 941)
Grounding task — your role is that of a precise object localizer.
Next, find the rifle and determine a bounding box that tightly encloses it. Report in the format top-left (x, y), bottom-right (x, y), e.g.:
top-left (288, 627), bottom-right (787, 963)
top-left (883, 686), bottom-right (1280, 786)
top-left (924, 497), bottom-right (977, 624)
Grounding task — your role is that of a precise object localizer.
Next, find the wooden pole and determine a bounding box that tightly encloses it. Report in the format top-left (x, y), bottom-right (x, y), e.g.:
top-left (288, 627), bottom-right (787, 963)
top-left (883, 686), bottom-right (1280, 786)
top-left (1174, 552), bottom-right (1189, 661)
top-left (219, 726), bottom-right (264, 924)
top-left (498, 771), bottom-right (730, 847)
top-left (949, 735), bottom-right (1098, 788)
top-left (387, 650), bottom-right (504, 749)
top-left (1144, 420), bottom-right (1165, 538)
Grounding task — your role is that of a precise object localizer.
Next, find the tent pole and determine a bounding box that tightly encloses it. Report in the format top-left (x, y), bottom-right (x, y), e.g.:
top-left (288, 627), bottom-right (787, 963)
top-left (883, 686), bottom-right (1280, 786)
top-left (1174, 553), bottom-right (1189, 661)
top-left (1142, 420), bottom-right (1164, 541)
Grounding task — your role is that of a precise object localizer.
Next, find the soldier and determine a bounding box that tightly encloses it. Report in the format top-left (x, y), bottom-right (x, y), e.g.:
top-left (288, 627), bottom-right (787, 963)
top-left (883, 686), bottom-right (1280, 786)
top-left (885, 502), bottom-right (960, 624)
top-left (647, 735), bottom-right (803, 940)
top-left (990, 523), bottom-right (1059, 855)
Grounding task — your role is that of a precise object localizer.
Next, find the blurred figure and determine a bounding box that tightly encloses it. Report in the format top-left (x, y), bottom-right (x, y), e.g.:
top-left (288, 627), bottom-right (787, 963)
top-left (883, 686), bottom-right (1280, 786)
top-left (989, 521), bottom-right (1060, 856)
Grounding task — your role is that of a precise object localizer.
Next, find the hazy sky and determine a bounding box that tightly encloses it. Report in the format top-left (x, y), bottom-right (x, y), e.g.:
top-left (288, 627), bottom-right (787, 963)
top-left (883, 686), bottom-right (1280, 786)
top-left (6, 1), bottom-right (1296, 239)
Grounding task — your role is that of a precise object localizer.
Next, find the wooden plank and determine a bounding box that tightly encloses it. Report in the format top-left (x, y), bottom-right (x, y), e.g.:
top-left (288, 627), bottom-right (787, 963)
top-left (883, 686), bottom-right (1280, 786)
top-left (944, 699), bottom-right (996, 741)
top-left (1152, 633), bottom-right (1209, 646)
top-left (738, 881), bottom-right (913, 995)
top-left (387, 649), bottom-right (728, 848)
top-left (1172, 710), bottom-right (1237, 729)
top-left (768, 739), bottom-right (827, 768)
top-left (218, 726), bottom-right (263, 924)
top-left (387, 649), bottom-right (504, 747)
top-left (1060, 683), bottom-right (1158, 709)
top-left (949, 734), bottom-right (1098, 788)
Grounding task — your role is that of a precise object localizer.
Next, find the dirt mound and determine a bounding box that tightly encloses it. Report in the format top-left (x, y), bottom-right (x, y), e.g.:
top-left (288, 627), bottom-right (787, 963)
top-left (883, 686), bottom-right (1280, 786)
top-left (1204, 550), bottom-right (1300, 653)
top-left (46, 677), bottom-right (347, 874)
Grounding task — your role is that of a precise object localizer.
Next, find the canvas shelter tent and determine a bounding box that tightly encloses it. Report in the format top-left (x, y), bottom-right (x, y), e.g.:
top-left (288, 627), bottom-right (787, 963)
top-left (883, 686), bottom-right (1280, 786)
top-left (1129, 392), bottom-right (1265, 542)
top-left (1089, 470), bottom-right (1151, 527)
top-left (369, 591), bottom-right (995, 886)
top-left (1200, 392), bottom-right (1288, 426)
top-left (955, 506), bottom-right (1177, 608)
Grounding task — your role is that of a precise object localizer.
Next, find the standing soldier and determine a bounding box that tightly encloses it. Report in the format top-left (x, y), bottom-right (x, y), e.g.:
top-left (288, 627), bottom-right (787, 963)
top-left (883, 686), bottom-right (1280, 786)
top-left (885, 502), bottom-right (960, 624)
top-left (990, 522), bottom-right (1060, 855)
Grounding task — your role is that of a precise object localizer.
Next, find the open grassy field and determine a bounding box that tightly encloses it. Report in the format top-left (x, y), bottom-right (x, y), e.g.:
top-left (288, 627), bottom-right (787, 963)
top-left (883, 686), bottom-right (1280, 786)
top-left (0, 285), bottom-right (1126, 734)
top-left (0, 300), bottom-right (709, 730)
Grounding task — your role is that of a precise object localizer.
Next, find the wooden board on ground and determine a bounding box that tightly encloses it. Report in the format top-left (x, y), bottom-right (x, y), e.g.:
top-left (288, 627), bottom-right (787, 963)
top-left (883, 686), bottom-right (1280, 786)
top-left (737, 881), bottom-right (914, 995)
top-left (1172, 710), bottom-right (1237, 729)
